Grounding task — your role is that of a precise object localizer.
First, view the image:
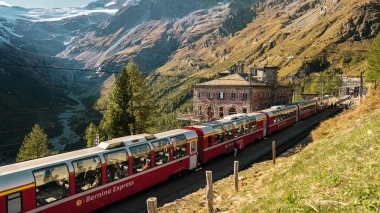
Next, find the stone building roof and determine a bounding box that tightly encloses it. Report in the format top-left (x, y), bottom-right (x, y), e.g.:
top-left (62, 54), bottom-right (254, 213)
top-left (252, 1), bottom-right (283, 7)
top-left (194, 73), bottom-right (285, 87)
top-left (254, 64), bottom-right (279, 70)
top-left (195, 73), bottom-right (249, 86)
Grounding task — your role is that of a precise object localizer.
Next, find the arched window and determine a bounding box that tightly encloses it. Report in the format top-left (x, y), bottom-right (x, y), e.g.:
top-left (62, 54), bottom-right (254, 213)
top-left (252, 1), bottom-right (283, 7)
top-left (229, 108), bottom-right (237, 115)
top-left (207, 106), bottom-right (212, 115)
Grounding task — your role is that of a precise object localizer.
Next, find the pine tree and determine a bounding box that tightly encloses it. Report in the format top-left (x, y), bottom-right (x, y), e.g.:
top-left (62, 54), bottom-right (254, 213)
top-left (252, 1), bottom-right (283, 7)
top-left (99, 61), bottom-right (157, 139)
top-left (366, 33), bottom-right (380, 82)
top-left (127, 61), bottom-right (158, 134)
top-left (84, 122), bottom-right (98, 147)
top-left (16, 124), bottom-right (50, 162)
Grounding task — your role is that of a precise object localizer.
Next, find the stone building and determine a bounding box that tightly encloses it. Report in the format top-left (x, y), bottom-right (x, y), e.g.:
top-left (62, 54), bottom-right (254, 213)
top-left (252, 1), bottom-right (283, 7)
top-left (192, 62), bottom-right (292, 120)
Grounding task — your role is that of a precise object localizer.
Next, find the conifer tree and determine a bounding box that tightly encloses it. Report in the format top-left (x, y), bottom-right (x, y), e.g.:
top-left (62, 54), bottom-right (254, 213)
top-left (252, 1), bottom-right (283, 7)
top-left (127, 61), bottom-right (158, 134)
top-left (84, 122), bottom-right (98, 147)
top-left (16, 124), bottom-right (50, 162)
top-left (366, 33), bottom-right (380, 82)
top-left (99, 61), bottom-right (157, 139)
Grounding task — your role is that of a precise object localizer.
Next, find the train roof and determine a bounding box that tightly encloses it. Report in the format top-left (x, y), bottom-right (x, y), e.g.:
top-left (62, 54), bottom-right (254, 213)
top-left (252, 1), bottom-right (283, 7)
top-left (185, 125), bottom-right (215, 135)
top-left (0, 146), bottom-right (104, 176)
top-left (294, 100), bottom-right (316, 104)
top-left (260, 105), bottom-right (297, 116)
top-left (97, 134), bottom-right (154, 149)
top-left (222, 113), bottom-right (247, 120)
top-left (153, 128), bottom-right (197, 139)
top-left (246, 112), bottom-right (267, 120)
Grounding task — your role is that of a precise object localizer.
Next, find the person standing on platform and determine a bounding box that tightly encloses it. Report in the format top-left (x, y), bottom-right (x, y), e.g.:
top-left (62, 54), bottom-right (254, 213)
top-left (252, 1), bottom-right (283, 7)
top-left (238, 141), bottom-right (244, 155)
top-left (234, 141), bottom-right (238, 157)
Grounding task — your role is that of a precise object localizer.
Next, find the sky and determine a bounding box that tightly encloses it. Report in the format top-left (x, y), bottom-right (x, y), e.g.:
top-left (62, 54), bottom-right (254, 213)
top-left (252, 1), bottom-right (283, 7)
top-left (4, 0), bottom-right (96, 8)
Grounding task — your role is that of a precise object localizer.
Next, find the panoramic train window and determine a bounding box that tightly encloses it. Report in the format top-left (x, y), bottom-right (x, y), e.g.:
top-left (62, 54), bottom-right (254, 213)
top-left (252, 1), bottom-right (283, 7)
top-left (104, 150), bottom-right (129, 182)
top-left (72, 156), bottom-right (102, 192)
top-left (207, 135), bottom-right (212, 147)
top-left (223, 123), bottom-right (233, 140)
top-left (213, 125), bottom-right (223, 144)
top-left (152, 139), bottom-right (170, 166)
top-left (171, 135), bottom-right (187, 159)
top-left (232, 120), bottom-right (241, 137)
top-left (241, 118), bottom-right (247, 135)
top-left (130, 144), bottom-right (151, 173)
top-left (247, 117), bottom-right (256, 133)
top-left (7, 192), bottom-right (21, 213)
top-left (33, 164), bottom-right (69, 206)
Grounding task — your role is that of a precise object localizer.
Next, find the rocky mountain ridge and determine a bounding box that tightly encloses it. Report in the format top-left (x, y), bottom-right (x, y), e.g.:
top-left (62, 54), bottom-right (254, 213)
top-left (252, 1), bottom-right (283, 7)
top-left (0, 0), bottom-right (379, 164)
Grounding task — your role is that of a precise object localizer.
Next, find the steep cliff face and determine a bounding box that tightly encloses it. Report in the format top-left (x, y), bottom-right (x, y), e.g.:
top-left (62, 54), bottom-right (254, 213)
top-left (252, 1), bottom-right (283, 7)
top-left (59, 0), bottom-right (380, 78)
top-left (60, 0), bottom-right (257, 73)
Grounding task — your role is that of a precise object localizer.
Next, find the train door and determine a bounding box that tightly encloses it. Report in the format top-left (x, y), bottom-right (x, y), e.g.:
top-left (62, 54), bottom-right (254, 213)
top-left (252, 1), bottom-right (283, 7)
top-left (189, 139), bottom-right (197, 170)
top-left (263, 118), bottom-right (267, 137)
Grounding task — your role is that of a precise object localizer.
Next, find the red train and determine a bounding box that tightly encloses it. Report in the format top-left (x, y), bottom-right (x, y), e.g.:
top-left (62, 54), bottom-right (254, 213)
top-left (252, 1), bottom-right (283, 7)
top-left (0, 100), bottom-right (320, 213)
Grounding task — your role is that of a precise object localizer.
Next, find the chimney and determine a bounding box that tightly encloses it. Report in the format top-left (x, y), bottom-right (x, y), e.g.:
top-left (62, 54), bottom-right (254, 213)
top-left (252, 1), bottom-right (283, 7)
top-left (235, 61), bottom-right (244, 74)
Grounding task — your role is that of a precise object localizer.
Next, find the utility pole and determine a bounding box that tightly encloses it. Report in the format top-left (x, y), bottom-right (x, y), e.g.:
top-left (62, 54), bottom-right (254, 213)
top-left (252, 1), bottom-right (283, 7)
top-left (360, 72), bottom-right (363, 102)
top-left (287, 55), bottom-right (295, 102)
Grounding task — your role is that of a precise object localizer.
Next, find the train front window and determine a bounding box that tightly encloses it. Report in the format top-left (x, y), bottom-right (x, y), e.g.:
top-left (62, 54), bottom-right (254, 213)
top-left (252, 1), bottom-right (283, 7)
top-left (33, 164), bottom-right (69, 207)
top-left (104, 150), bottom-right (129, 182)
top-left (72, 156), bottom-right (103, 192)
top-left (7, 192), bottom-right (21, 213)
top-left (152, 139), bottom-right (170, 166)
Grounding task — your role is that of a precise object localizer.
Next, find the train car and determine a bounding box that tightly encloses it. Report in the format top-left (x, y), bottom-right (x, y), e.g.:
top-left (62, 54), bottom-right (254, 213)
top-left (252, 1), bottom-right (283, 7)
top-left (294, 100), bottom-right (317, 120)
top-left (0, 100), bottom-right (326, 213)
top-left (184, 112), bottom-right (266, 164)
top-left (317, 96), bottom-right (332, 112)
top-left (317, 101), bottom-right (328, 112)
top-left (259, 105), bottom-right (298, 135)
top-left (0, 129), bottom-right (198, 213)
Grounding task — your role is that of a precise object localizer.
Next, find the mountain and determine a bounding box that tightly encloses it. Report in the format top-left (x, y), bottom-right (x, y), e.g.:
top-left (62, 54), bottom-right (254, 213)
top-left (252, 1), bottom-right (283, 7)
top-left (0, 3), bottom-right (118, 163)
top-left (59, 0), bottom-right (380, 76)
top-left (0, 0), bottom-right (379, 164)
top-left (59, 0), bottom-right (379, 128)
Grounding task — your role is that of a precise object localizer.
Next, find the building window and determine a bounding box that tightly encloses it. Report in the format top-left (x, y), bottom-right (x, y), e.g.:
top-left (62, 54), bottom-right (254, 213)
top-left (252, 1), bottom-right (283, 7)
top-left (242, 93), bottom-right (247, 99)
top-left (198, 92), bottom-right (201, 98)
top-left (207, 106), bottom-right (213, 117)
top-left (243, 108), bottom-right (247, 113)
top-left (250, 67), bottom-right (257, 76)
top-left (231, 93), bottom-right (236, 99)
top-left (208, 92), bottom-right (212, 98)
top-left (219, 92), bottom-right (224, 99)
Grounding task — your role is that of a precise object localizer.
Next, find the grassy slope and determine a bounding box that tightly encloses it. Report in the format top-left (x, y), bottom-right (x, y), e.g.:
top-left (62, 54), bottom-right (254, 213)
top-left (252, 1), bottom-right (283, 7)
top-left (158, 87), bottom-right (380, 213)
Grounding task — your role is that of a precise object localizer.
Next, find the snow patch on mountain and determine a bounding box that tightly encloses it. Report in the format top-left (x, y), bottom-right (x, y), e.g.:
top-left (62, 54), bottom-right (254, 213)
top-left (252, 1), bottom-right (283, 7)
top-left (26, 8), bottom-right (117, 22)
top-left (105, 2), bottom-right (116, 7)
top-left (0, 5), bottom-right (117, 23)
top-left (0, 1), bottom-right (11, 7)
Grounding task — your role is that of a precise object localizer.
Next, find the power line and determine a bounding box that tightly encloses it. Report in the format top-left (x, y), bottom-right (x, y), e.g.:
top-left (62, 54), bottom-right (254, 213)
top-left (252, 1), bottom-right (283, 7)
top-left (0, 62), bottom-right (194, 78)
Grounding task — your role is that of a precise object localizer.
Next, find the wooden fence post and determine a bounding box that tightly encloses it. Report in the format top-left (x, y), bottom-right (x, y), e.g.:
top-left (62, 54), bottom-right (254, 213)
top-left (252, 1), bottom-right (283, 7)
top-left (272, 141), bottom-right (276, 164)
top-left (147, 197), bottom-right (158, 213)
top-left (234, 161), bottom-right (239, 192)
top-left (206, 171), bottom-right (213, 213)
